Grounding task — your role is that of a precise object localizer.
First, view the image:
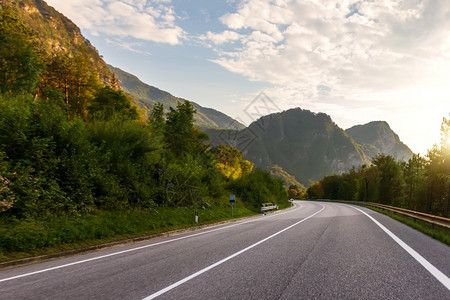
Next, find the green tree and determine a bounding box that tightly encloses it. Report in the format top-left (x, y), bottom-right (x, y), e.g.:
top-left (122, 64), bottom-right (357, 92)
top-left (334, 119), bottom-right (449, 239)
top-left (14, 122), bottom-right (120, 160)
top-left (0, 94), bottom-right (102, 217)
top-left (307, 181), bottom-right (324, 199)
top-left (441, 115), bottom-right (450, 216)
top-left (403, 154), bottom-right (427, 210)
top-left (88, 117), bottom-right (161, 208)
top-left (288, 185), bottom-right (301, 199)
top-left (40, 51), bottom-right (101, 118)
top-left (425, 146), bottom-right (444, 214)
top-left (0, 6), bottom-right (43, 95)
top-left (227, 169), bottom-right (287, 209)
top-left (425, 115), bottom-right (450, 216)
top-left (372, 154), bottom-right (405, 206)
top-left (164, 101), bottom-right (208, 158)
top-left (210, 145), bottom-right (253, 180)
top-left (148, 102), bottom-right (165, 134)
top-left (321, 175), bottom-right (341, 199)
top-left (359, 164), bottom-right (378, 202)
top-left (336, 169), bottom-right (361, 201)
top-left (88, 86), bottom-right (139, 121)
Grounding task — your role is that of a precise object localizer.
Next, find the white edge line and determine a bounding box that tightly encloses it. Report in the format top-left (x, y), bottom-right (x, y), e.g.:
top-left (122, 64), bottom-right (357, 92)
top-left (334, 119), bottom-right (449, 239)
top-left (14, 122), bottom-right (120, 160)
top-left (142, 204), bottom-right (325, 300)
top-left (0, 204), bottom-right (303, 283)
top-left (345, 204), bottom-right (450, 291)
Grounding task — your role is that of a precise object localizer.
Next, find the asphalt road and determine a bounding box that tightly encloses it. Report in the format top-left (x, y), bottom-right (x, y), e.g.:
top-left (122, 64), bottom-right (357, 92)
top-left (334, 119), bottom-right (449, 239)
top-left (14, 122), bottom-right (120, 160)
top-left (0, 201), bottom-right (449, 299)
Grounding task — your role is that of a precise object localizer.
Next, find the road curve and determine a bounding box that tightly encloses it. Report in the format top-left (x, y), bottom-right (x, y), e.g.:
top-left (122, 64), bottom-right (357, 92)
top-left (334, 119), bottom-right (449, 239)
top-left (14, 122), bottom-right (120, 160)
top-left (0, 201), bottom-right (449, 299)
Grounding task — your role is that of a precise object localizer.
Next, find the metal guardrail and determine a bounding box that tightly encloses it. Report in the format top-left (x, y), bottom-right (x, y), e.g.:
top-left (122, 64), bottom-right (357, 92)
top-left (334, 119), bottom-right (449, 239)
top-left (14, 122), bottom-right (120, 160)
top-left (261, 203), bottom-right (278, 214)
top-left (336, 200), bottom-right (450, 229)
top-left (363, 202), bottom-right (450, 229)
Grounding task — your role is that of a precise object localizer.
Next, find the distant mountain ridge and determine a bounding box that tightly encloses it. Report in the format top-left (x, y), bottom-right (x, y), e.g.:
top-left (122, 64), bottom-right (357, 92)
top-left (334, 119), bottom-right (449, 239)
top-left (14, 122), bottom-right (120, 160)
top-left (346, 121), bottom-right (413, 161)
top-left (207, 108), bottom-right (413, 186)
top-left (4, 0), bottom-right (244, 130)
top-left (108, 65), bottom-right (245, 130)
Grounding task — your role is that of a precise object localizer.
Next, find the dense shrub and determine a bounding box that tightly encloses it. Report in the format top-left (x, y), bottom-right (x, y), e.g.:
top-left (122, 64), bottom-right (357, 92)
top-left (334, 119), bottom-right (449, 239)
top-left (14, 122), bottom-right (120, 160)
top-left (227, 169), bottom-right (288, 210)
top-left (0, 6), bottom-right (293, 256)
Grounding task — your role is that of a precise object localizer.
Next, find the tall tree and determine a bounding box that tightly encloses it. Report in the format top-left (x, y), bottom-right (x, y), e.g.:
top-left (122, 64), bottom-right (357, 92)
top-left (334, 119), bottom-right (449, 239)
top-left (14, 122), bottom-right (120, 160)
top-left (88, 86), bottom-right (139, 121)
top-left (438, 115), bottom-right (450, 216)
top-left (372, 154), bottom-right (405, 206)
top-left (148, 102), bottom-right (165, 133)
top-left (0, 6), bottom-right (43, 95)
top-left (359, 164), bottom-right (378, 202)
top-left (425, 146), bottom-right (445, 214)
top-left (403, 154), bottom-right (427, 210)
top-left (164, 101), bottom-right (208, 158)
top-left (40, 51), bottom-right (101, 118)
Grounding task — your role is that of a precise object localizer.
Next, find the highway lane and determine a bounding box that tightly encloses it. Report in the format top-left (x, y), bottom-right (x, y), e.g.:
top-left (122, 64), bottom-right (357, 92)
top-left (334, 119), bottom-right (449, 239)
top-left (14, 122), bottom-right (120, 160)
top-left (0, 201), bottom-right (449, 299)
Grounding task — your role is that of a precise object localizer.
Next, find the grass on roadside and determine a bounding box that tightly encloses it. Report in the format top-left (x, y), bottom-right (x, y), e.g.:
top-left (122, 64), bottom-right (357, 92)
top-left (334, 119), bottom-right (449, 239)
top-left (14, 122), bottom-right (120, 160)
top-left (365, 206), bottom-right (450, 246)
top-left (309, 200), bottom-right (450, 246)
top-left (0, 206), bottom-right (257, 263)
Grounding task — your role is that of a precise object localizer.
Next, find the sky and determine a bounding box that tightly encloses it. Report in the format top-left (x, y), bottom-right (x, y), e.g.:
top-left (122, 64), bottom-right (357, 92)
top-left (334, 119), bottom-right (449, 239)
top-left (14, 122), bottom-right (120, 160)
top-left (46, 0), bottom-right (450, 155)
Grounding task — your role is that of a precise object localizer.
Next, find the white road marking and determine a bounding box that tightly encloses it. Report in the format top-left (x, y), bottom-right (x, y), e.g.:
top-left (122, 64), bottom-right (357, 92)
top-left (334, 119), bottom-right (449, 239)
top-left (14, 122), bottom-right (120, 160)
top-left (143, 204), bottom-right (325, 300)
top-left (0, 204), bottom-right (303, 283)
top-left (347, 205), bottom-right (450, 291)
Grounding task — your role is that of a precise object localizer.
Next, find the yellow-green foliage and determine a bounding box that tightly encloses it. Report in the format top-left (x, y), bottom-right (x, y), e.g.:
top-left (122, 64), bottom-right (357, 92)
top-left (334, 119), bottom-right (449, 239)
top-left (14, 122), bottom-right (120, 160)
top-left (211, 145), bottom-right (254, 180)
top-left (269, 165), bottom-right (305, 190)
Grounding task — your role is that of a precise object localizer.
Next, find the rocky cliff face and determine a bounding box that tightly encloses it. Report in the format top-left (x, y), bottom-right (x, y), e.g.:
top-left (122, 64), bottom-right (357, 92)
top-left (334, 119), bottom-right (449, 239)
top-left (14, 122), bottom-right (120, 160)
top-left (346, 121), bottom-right (413, 161)
top-left (2, 0), bottom-right (113, 83)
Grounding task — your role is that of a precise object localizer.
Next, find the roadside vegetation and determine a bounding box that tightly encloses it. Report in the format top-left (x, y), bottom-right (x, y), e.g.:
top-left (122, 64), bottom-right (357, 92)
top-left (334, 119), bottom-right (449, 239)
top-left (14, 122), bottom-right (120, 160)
top-left (0, 7), bottom-right (288, 261)
top-left (0, 206), bottom-right (259, 262)
top-left (306, 116), bottom-right (450, 218)
top-left (368, 206), bottom-right (450, 246)
top-left (305, 114), bottom-right (450, 243)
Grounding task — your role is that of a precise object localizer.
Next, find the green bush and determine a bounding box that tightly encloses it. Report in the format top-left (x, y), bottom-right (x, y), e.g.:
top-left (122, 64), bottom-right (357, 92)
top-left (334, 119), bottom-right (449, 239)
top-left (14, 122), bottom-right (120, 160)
top-left (227, 169), bottom-right (288, 210)
top-left (0, 207), bottom-right (257, 259)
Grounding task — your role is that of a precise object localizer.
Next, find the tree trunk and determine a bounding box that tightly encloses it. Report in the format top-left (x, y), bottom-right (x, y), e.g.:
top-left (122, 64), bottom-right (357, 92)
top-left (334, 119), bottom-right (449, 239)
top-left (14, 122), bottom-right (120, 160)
top-left (446, 183), bottom-right (450, 218)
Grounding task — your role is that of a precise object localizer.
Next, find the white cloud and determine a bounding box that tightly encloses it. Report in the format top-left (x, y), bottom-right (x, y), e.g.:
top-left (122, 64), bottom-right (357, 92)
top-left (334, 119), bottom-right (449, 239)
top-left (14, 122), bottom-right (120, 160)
top-left (200, 30), bottom-right (242, 45)
top-left (105, 38), bottom-right (152, 56)
top-left (46, 0), bottom-right (184, 45)
top-left (201, 0), bottom-right (450, 153)
top-left (45, 0), bottom-right (450, 153)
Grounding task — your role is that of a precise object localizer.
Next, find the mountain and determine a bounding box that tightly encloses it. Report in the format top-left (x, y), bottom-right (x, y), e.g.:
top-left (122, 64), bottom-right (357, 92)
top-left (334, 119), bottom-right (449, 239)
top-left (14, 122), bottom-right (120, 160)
top-left (207, 108), bottom-right (371, 186)
top-left (4, 0), bottom-right (412, 186)
top-left (346, 121), bottom-right (413, 161)
top-left (2, 0), bottom-right (113, 84)
top-left (107, 65), bottom-right (245, 130)
top-left (207, 109), bottom-right (413, 186)
top-left (4, 0), bottom-right (244, 130)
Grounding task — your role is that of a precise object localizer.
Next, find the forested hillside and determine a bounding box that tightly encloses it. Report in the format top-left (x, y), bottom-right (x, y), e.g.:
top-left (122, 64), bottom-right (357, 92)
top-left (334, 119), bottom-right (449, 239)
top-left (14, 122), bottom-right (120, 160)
top-left (0, 4), bottom-right (288, 259)
top-left (108, 65), bottom-right (245, 130)
top-left (2, 0), bottom-right (244, 131)
top-left (207, 109), bottom-right (415, 187)
top-left (207, 108), bottom-right (370, 186)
